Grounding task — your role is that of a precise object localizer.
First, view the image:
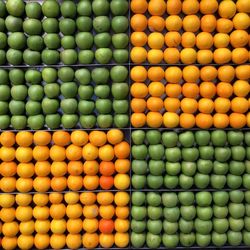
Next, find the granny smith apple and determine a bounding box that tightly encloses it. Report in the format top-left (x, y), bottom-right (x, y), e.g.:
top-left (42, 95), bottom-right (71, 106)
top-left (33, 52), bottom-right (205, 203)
top-left (78, 85), bottom-right (93, 100)
top-left (181, 162), bottom-right (196, 176)
top-left (132, 160), bottom-right (147, 175)
top-left (199, 146), bottom-right (214, 160)
top-left (28, 85), bottom-right (44, 101)
top-left (113, 49), bottom-right (128, 63)
top-left (197, 159), bottom-right (213, 174)
top-left (213, 205), bottom-right (228, 219)
top-left (93, 16), bottom-right (110, 33)
top-left (149, 145), bottom-right (164, 160)
top-left (131, 206), bottom-right (146, 221)
top-left (44, 34), bottom-right (60, 49)
top-left (61, 36), bottom-right (76, 49)
top-left (229, 203), bottom-right (245, 219)
top-left (110, 66), bottom-right (128, 83)
top-left (42, 49), bottom-right (60, 65)
top-left (42, 98), bottom-right (59, 114)
top-left (164, 175), bottom-right (178, 188)
top-left (228, 131), bottom-right (244, 145)
top-left (162, 193), bottom-right (178, 207)
top-left (44, 83), bottom-right (60, 98)
top-left (7, 48), bottom-right (23, 65)
top-left (132, 130), bottom-right (145, 145)
top-left (215, 147), bottom-right (231, 162)
top-left (132, 192), bottom-right (145, 206)
top-left (110, 0), bottom-right (128, 15)
top-left (179, 174), bottom-right (193, 189)
top-left (195, 131), bottom-right (211, 146)
top-left (243, 174), bottom-right (250, 189)
top-left (180, 205), bottom-right (196, 221)
top-left (166, 162), bottom-right (181, 176)
top-left (42, 0), bottom-right (60, 18)
top-left (229, 190), bottom-right (244, 203)
top-left (0, 69), bottom-right (9, 84)
top-left (60, 82), bottom-right (77, 98)
top-left (112, 33), bottom-right (129, 49)
top-left (245, 132), bottom-right (250, 146)
top-left (227, 174), bottom-right (242, 189)
top-left (23, 19), bottom-right (42, 35)
top-left (196, 192), bottom-right (212, 207)
top-left (196, 233), bottom-right (211, 247)
top-left (78, 100), bottom-right (95, 115)
top-left (113, 100), bottom-right (129, 113)
top-left (229, 161), bottom-right (245, 175)
top-left (78, 50), bottom-right (94, 64)
top-left (178, 192), bottom-right (194, 206)
top-left (0, 1), bottom-right (6, 18)
top-left (194, 173), bottom-right (210, 189)
top-left (211, 130), bottom-right (227, 146)
top-left (147, 174), bottom-right (163, 189)
top-left (11, 85), bottom-right (27, 101)
top-left (61, 1), bottom-right (76, 18)
top-left (96, 99), bottom-right (112, 114)
top-left (79, 115), bottom-right (96, 128)
top-left (11, 115), bottom-right (26, 129)
top-left (179, 218), bottom-right (193, 233)
top-left (59, 18), bottom-right (76, 35)
top-left (77, 1), bottom-right (92, 16)
top-left (146, 232), bottom-right (161, 248)
top-left (25, 69), bottom-right (41, 85)
top-left (0, 101), bottom-right (8, 115)
top-left (213, 218), bottom-right (229, 233)
top-left (0, 85), bottom-right (10, 101)
top-left (146, 130), bottom-right (161, 145)
top-left (95, 48), bottom-right (112, 64)
top-left (75, 69), bottom-right (91, 85)
top-left (132, 145), bottom-right (147, 160)
top-left (149, 160), bottom-right (164, 175)
top-left (195, 218), bottom-right (212, 234)
top-left (213, 161), bottom-right (228, 175)
top-left (76, 32), bottom-right (93, 49)
top-left (165, 147), bottom-right (181, 162)
top-left (162, 131), bottom-right (178, 147)
top-left (62, 114), bottom-right (78, 128)
top-left (162, 234), bottom-right (179, 248)
top-left (25, 2), bottom-right (42, 19)
top-left (27, 114), bottom-right (44, 129)
top-left (0, 50), bottom-right (5, 64)
top-left (243, 230), bottom-right (250, 245)
top-left (0, 32), bottom-right (7, 49)
top-left (6, 0), bottom-right (24, 17)
top-left (212, 232), bottom-right (227, 246)
top-left (94, 85), bottom-right (110, 99)
top-left (97, 114), bottom-right (113, 128)
top-left (147, 219), bottom-right (162, 234)
top-left (91, 68), bottom-right (109, 84)
top-left (23, 49), bottom-right (41, 65)
top-left (92, 0), bottom-right (110, 16)
top-left (211, 174), bottom-right (226, 189)
top-left (111, 83), bottom-right (129, 99)
top-left (111, 16), bottom-right (128, 33)
top-left (7, 32), bottom-right (26, 50)
top-left (196, 206), bottom-right (213, 220)
top-left (42, 68), bottom-right (57, 83)
top-left (163, 220), bottom-right (178, 234)
top-left (26, 101), bottom-right (41, 116)
top-left (229, 217), bottom-right (244, 232)
top-left (179, 131), bottom-right (194, 147)
top-left (131, 232), bottom-right (145, 248)
top-left (27, 36), bottom-right (44, 51)
top-left (227, 230), bottom-right (242, 246)
top-left (147, 192), bottom-right (161, 206)
top-left (148, 206), bottom-right (162, 220)
top-left (76, 16), bottom-right (92, 31)
top-left (244, 217), bottom-right (250, 231)
top-left (231, 146), bottom-right (246, 161)
top-left (5, 15), bottom-right (23, 32)
top-left (179, 232), bottom-right (195, 247)
top-left (42, 18), bottom-right (59, 33)
top-left (9, 100), bottom-right (25, 115)
top-left (131, 175), bottom-right (146, 189)
top-left (114, 114), bottom-right (128, 127)
top-left (61, 99), bottom-right (78, 114)
top-left (163, 207), bottom-right (180, 222)
top-left (0, 115), bottom-right (10, 129)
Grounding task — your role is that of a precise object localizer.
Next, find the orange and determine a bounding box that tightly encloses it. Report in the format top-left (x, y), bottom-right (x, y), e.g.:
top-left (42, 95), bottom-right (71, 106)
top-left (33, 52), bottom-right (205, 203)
top-left (80, 192), bottom-right (96, 205)
top-left (130, 66), bottom-right (147, 82)
top-left (83, 175), bottom-right (99, 190)
top-left (16, 193), bottom-right (32, 206)
top-left (196, 113), bottom-right (213, 129)
top-left (34, 161), bottom-right (50, 177)
top-left (99, 144), bottom-right (115, 161)
top-left (233, 13), bottom-right (249, 30)
top-left (97, 192), bottom-right (114, 205)
top-left (115, 219), bottom-right (129, 233)
top-left (180, 48), bottom-right (197, 64)
top-left (116, 206), bottom-right (129, 219)
top-left (89, 131), bottom-right (106, 147)
top-left (181, 31), bottom-right (196, 48)
top-left (107, 129), bottom-right (124, 145)
top-left (71, 130), bottom-right (88, 146)
top-left (50, 234), bottom-right (66, 249)
top-left (16, 206), bottom-right (33, 222)
top-left (146, 112), bottom-right (163, 128)
top-left (2, 236), bottom-right (17, 250)
top-left (163, 112), bottom-right (179, 128)
top-left (64, 192), bottom-right (80, 204)
top-left (82, 233), bottom-right (99, 249)
top-left (83, 205), bottom-right (99, 219)
top-left (165, 32), bottom-right (181, 47)
top-left (164, 98), bottom-right (180, 112)
top-left (182, 65), bottom-right (200, 83)
top-left (230, 113), bottom-right (247, 128)
top-left (66, 234), bottom-right (82, 249)
top-left (82, 143), bottom-right (99, 160)
top-left (198, 98), bottom-right (214, 114)
top-left (179, 113), bottom-right (196, 128)
top-left (196, 32), bottom-right (213, 49)
top-left (217, 82), bottom-right (233, 98)
top-left (165, 84), bottom-right (182, 98)
top-left (115, 233), bottom-right (129, 248)
top-left (200, 0), bottom-right (218, 14)
top-left (16, 131), bottom-right (33, 147)
top-left (99, 205), bottom-right (115, 219)
top-left (213, 33), bottom-right (230, 48)
top-left (165, 15), bottom-right (182, 31)
top-left (66, 204), bottom-right (82, 219)
top-left (99, 161), bottom-right (115, 176)
top-left (114, 174), bottom-right (130, 190)
top-left (114, 141), bottom-right (130, 159)
top-left (200, 82), bottom-right (216, 98)
top-left (217, 65), bottom-right (235, 82)
top-left (197, 50), bottom-right (213, 65)
top-left (51, 162), bottom-right (67, 177)
top-left (147, 49), bottom-right (163, 64)
top-left (165, 67), bottom-right (182, 84)
top-left (99, 233), bottom-right (114, 248)
top-left (33, 193), bottom-right (49, 206)
top-left (100, 176), bottom-right (114, 190)
top-left (236, 65), bottom-right (250, 80)
top-left (131, 113), bottom-right (146, 127)
top-left (115, 159), bottom-right (130, 174)
top-left (49, 145), bottom-right (66, 161)
top-left (213, 113), bottom-right (229, 128)
top-left (68, 161), bottom-right (83, 175)
top-left (148, 0), bottom-right (166, 16)
top-left (33, 131), bottom-right (51, 146)
top-left (33, 146), bottom-right (50, 161)
top-left (49, 193), bottom-right (64, 205)
top-left (148, 67), bottom-right (164, 82)
top-left (231, 97), bottom-right (249, 113)
top-left (148, 32), bottom-right (164, 49)
top-left (0, 162), bottom-right (17, 177)
top-left (183, 15), bottom-right (200, 32)
top-left (114, 192), bottom-right (129, 207)
top-left (147, 97), bottom-right (164, 111)
top-left (214, 97), bottom-right (231, 113)
top-left (230, 30), bottom-right (249, 48)
top-left (20, 220), bottom-right (35, 234)
top-left (181, 98), bottom-right (198, 113)
top-left (0, 132), bottom-right (15, 147)
top-left (0, 194), bottom-right (15, 208)
top-left (148, 16), bottom-right (165, 32)
top-left (33, 177), bottom-right (50, 192)
top-left (182, 83), bottom-right (199, 98)
top-left (17, 163), bottom-right (34, 178)
top-left (131, 14), bottom-right (147, 31)
top-left (131, 32), bottom-right (147, 47)
top-left (130, 47), bottom-right (147, 63)
top-left (232, 48), bottom-right (248, 64)
top-left (182, 0), bottom-right (199, 14)
top-left (17, 235), bottom-right (34, 249)
top-left (131, 98), bottom-right (147, 113)
top-left (200, 15), bottom-right (217, 32)
top-left (0, 207), bottom-right (15, 222)
top-left (216, 18), bottom-right (233, 33)
top-left (234, 80), bottom-right (250, 97)
top-left (66, 144), bottom-right (82, 161)
top-left (51, 176), bottom-right (67, 191)
top-left (218, 0), bottom-right (236, 19)
top-left (2, 221), bottom-right (19, 237)
top-left (200, 66), bottom-right (217, 81)
top-left (247, 112), bottom-right (250, 127)
top-left (52, 131), bottom-right (71, 146)
top-left (164, 48), bottom-right (180, 64)
top-left (237, 0), bottom-right (250, 12)
top-left (131, 83), bottom-right (148, 98)
top-left (131, 0), bottom-right (148, 14)
top-left (34, 234), bottom-right (50, 249)
top-left (67, 218), bottom-right (82, 234)
top-left (0, 177), bottom-right (16, 192)
top-left (167, 0), bottom-right (182, 14)
top-left (15, 147), bottom-right (33, 163)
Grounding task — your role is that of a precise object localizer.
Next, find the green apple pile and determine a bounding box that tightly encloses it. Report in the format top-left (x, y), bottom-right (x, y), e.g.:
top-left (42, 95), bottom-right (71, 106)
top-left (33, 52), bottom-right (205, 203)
top-left (132, 130), bottom-right (250, 190)
top-left (0, 66), bottom-right (129, 129)
top-left (0, 0), bottom-right (129, 65)
top-left (131, 190), bottom-right (250, 248)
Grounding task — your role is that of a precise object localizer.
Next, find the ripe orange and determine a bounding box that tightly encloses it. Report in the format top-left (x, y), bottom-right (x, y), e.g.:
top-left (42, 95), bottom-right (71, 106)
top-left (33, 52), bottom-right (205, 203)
top-left (164, 98), bottom-right (180, 112)
top-left (182, 65), bottom-right (200, 83)
top-left (67, 219), bottom-right (82, 234)
top-left (16, 193), bottom-right (32, 206)
top-left (130, 47), bottom-right (147, 63)
top-left (114, 174), bottom-right (130, 190)
top-left (115, 159), bottom-right (130, 174)
top-left (0, 194), bottom-right (15, 208)
top-left (115, 218), bottom-right (130, 233)
top-left (51, 176), bottom-right (67, 192)
top-left (99, 233), bottom-right (114, 248)
top-left (131, 14), bottom-right (147, 31)
top-left (49, 145), bottom-right (66, 161)
top-left (131, 98), bottom-right (147, 113)
top-left (216, 18), bottom-right (233, 33)
top-left (15, 131), bottom-right (33, 147)
top-left (131, 83), bottom-right (148, 98)
top-left (50, 234), bottom-right (66, 249)
top-left (131, 0), bottom-right (148, 14)
top-left (2, 221), bottom-right (19, 237)
top-left (148, 67), bottom-right (164, 82)
top-left (0, 177), bottom-right (16, 192)
top-left (115, 233), bottom-right (129, 248)
top-left (213, 113), bottom-right (230, 129)
top-left (180, 48), bottom-right (197, 64)
top-left (80, 192), bottom-right (96, 206)
top-left (0, 132), bottom-right (15, 147)
top-left (33, 193), bottom-right (49, 206)
top-left (66, 203), bottom-right (82, 219)
top-left (97, 192), bottom-right (114, 206)
top-left (99, 144), bottom-right (115, 161)
top-left (83, 175), bottom-right (99, 190)
top-left (107, 129), bottom-right (124, 145)
top-left (232, 48), bottom-right (248, 64)
top-left (82, 233), bottom-right (99, 249)
top-left (183, 15), bottom-right (200, 32)
top-left (148, 16), bottom-right (165, 32)
top-left (163, 112), bottom-right (179, 128)
top-left (71, 130), bottom-right (88, 146)
top-left (182, 0), bottom-right (199, 14)
top-left (200, 0), bottom-right (218, 14)
top-left (236, 0), bottom-right (250, 12)
top-left (33, 131), bottom-right (51, 146)
top-left (99, 161), bottom-right (115, 176)
top-left (83, 205), bottom-right (99, 219)
top-left (164, 48), bottom-right (180, 64)
top-left (34, 161), bottom-right (50, 177)
top-left (230, 113), bottom-right (247, 128)
top-left (0, 207), bottom-right (15, 222)
top-left (181, 98), bottom-right (198, 113)
top-left (17, 163), bottom-right (34, 178)
top-left (197, 50), bottom-right (213, 65)
top-left (218, 0), bottom-right (236, 18)
top-left (33, 177), bottom-right (50, 192)
top-left (82, 143), bottom-right (99, 161)
top-left (15, 206), bottom-right (33, 222)
top-left (52, 131), bottom-right (71, 146)
top-left (68, 161), bottom-right (83, 175)
top-left (214, 97), bottom-right (231, 113)
top-left (147, 97), bottom-right (164, 111)
top-left (233, 80), bottom-right (250, 97)
top-left (165, 15), bottom-right (182, 31)
top-left (20, 220), bottom-right (35, 234)
top-left (33, 145), bottom-right (50, 161)
top-left (198, 98), bottom-right (214, 114)
top-left (200, 66), bottom-right (217, 81)
top-left (213, 33), bottom-right (230, 48)
top-left (179, 113), bottom-right (196, 128)
top-left (99, 205), bottom-right (115, 219)
top-left (66, 144), bottom-right (82, 161)
top-left (165, 32), bottom-right (181, 47)
top-left (148, 0), bottom-right (166, 16)
top-left (165, 84), bottom-right (182, 98)
top-left (34, 234), bottom-right (50, 249)
top-left (131, 32), bottom-right (147, 47)
top-left (100, 176), bottom-right (114, 190)
top-left (114, 141), bottom-right (130, 159)
top-left (17, 235), bottom-right (33, 249)
top-left (89, 131), bottom-right (107, 147)
top-left (196, 113), bottom-right (213, 129)
top-left (200, 82), bottom-right (216, 98)
top-left (216, 82), bottom-right (233, 98)
top-left (131, 113), bottom-right (146, 127)
top-left (200, 14), bottom-right (217, 32)
top-left (196, 32), bottom-right (213, 49)
top-left (49, 193), bottom-right (64, 205)
top-left (217, 65), bottom-right (235, 82)
top-left (146, 112), bottom-right (163, 128)
top-left (182, 83), bottom-right (199, 98)
top-left (165, 67), bottom-right (182, 84)
top-left (114, 192), bottom-right (130, 207)
top-left (233, 13), bottom-right (249, 30)
top-left (231, 97), bottom-right (249, 113)
top-left (64, 192), bottom-right (79, 204)
top-left (51, 162), bottom-right (67, 177)
top-left (2, 236), bottom-right (17, 250)
top-left (230, 30), bottom-right (249, 48)
top-left (236, 65), bottom-right (250, 80)
top-left (130, 66), bottom-right (147, 82)
top-left (0, 162), bottom-right (17, 177)
top-left (66, 234), bottom-right (82, 249)
top-left (167, 0), bottom-right (182, 14)
top-left (15, 147), bottom-right (33, 163)
top-left (147, 49), bottom-right (164, 64)
top-left (116, 206), bottom-right (130, 219)
top-left (148, 32), bottom-right (164, 49)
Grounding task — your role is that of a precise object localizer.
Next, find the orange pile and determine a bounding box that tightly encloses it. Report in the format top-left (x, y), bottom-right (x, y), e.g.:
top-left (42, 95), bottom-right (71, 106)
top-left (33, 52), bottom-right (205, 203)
top-left (130, 0), bottom-right (249, 64)
top-left (131, 64), bottom-right (250, 128)
top-left (0, 130), bottom-right (130, 193)
top-left (0, 191), bottom-right (129, 249)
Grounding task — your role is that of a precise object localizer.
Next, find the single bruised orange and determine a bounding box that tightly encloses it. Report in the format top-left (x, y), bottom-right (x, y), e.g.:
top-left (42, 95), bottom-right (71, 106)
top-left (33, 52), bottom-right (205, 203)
top-left (33, 131), bottom-right (51, 146)
top-left (0, 132), bottom-right (15, 147)
top-left (181, 98), bottom-right (198, 114)
top-left (213, 113), bottom-right (230, 128)
top-left (131, 83), bottom-right (148, 98)
top-left (164, 98), bottom-right (180, 112)
top-left (165, 84), bottom-right (182, 98)
top-left (148, 67), bottom-right (164, 81)
top-left (148, 16), bottom-right (165, 32)
top-left (180, 113), bottom-right (196, 128)
top-left (200, 82), bottom-right (216, 98)
top-left (182, 83), bottom-right (199, 98)
top-left (146, 112), bottom-right (163, 128)
top-left (131, 14), bottom-right (147, 31)
top-left (131, 98), bottom-right (147, 113)
top-left (15, 131), bottom-right (33, 147)
top-left (198, 98), bottom-right (214, 114)
top-left (147, 97), bottom-right (164, 111)
top-left (217, 82), bottom-right (233, 98)
top-left (148, 82), bottom-right (165, 96)
top-left (131, 113), bottom-right (146, 128)
top-left (130, 66), bottom-right (147, 82)
top-left (196, 113), bottom-right (213, 129)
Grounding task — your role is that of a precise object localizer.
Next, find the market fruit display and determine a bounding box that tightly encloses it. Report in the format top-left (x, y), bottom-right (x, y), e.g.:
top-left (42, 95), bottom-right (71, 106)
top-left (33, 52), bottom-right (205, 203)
top-left (0, 0), bottom-right (129, 65)
top-left (0, 66), bottom-right (129, 129)
top-left (0, 191), bottom-right (129, 249)
top-left (132, 130), bottom-right (250, 190)
top-left (130, 0), bottom-right (249, 64)
top-left (130, 64), bottom-right (250, 128)
top-left (0, 130), bottom-right (130, 193)
top-left (131, 190), bottom-right (250, 247)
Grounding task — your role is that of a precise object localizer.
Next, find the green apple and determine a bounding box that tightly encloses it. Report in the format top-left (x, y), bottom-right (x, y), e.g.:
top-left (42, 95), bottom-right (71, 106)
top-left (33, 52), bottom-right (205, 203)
top-left (76, 32), bottom-right (93, 49)
top-left (131, 130), bottom-right (145, 145)
top-left (110, 66), bottom-right (128, 83)
top-left (199, 146), bottom-right (214, 160)
top-left (228, 131), bottom-right (244, 145)
top-left (9, 100), bottom-right (25, 115)
top-left (60, 98), bottom-right (78, 114)
top-left (212, 232), bottom-right (227, 246)
top-left (244, 217), bottom-right (250, 231)
top-left (27, 114), bottom-right (44, 129)
top-left (131, 175), bottom-right (146, 189)
top-left (179, 174), bottom-right (193, 189)
top-left (166, 162), bottom-right (181, 176)
top-left (146, 130), bottom-right (161, 145)
top-left (211, 130), bottom-right (227, 146)
top-left (148, 206), bottom-right (162, 220)
top-left (165, 147), bottom-right (181, 162)
top-left (110, 0), bottom-right (128, 15)
top-left (113, 49), bottom-right (128, 63)
top-left (78, 85), bottom-right (93, 100)
top-left (78, 100), bottom-right (95, 115)
top-left (25, 2), bottom-right (42, 19)
top-left (179, 218), bottom-right (193, 233)
top-left (215, 147), bottom-right (231, 162)
top-left (178, 192), bottom-right (194, 206)
top-left (25, 69), bottom-right (41, 85)
top-left (227, 174), bottom-right (242, 189)
top-left (41, 98), bottom-right (59, 114)
top-left (112, 33), bottom-right (129, 49)
top-left (231, 146), bottom-right (246, 161)
top-left (179, 131), bottom-right (194, 147)
top-left (0, 115), bottom-right (10, 129)
top-left (41, 49), bottom-right (60, 65)
top-left (162, 234), bottom-right (179, 248)
top-left (11, 85), bottom-right (27, 101)
top-left (114, 114), bottom-right (128, 128)
top-left (26, 101), bottom-right (41, 116)
top-left (229, 217), bottom-right (244, 232)
top-left (211, 174), bottom-right (226, 189)
top-left (44, 83), bottom-right (60, 98)
top-left (8, 32), bottom-right (26, 50)
top-left (146, 232), bottom-right (161, 248)
top-left (195, 131), bottom-right (210, 146)
top-left (180, 205), bottom-right (196, 221)
top-left (163, 207), bottom-right (180, 222)
top-left (0, 101), bottom-right (9, 115)
top-left (92, 0), bottom-right (110, 16)
top-left (61, 36), bottom-right (76, 49)
top-left (11, 115), bottom-right (26, 129)
top-left (147, 175), bottom-right (163, 189)
top-left (229, 203), bottom-right (245, 219)
top-left (149, 145), bottom-right (164, 160)
top-left (0, 85), bottom-right (10, 101)
top-left (42, 18), bottom-right (59, 33)
top-left (194, 218), bottom-right (212, 234)
top-left (78, 50), bottom-right (94, 64)
top-left (245, 132), bottom-right (250, 146)
top-left (132, 160), bottom-right (147, 175)
top-left (113, 100), bottom-right (128, 114)
top-left (61, 114), bottom-right (78, 128)
top-left (93, 16), bottom-right (110, 33)
top-left (197, 159), bottom-right (213, 174)
top-left (196, 192), bottom-right (212, 207)
top-left (213, 205), bottom-right (228, 219)
top-left (76, 16), bottom-right (92, 32)
top-left (79, 115), bottom-right (96, 128)
top-left (97, 114), bottom-right (113, 128)
top-left (227, 230), bottom-right (242, 246)
top-left (75, 68), bottom-right (91, 85)
top-left (149, 160), bottom-right (164, 175)
top-left (243, 230), bottom-right (250, 245)
top-left (162, 193), bottom-right (178, 208)
top-left (163, 220), bottom-right (178, 234)
top-left (132, 145), bottom-right (147, 160)
top-left (77, 0), bottom-right (92, 16)
top-left (7, 48), bottom-right (23, 65)
top-left (213, 161), bottom-right (228, 175)
top-left (147, 220), bottom-right (162, 235)
top-left (243, 174), bottom-right (250, 189)
top-left (6, 0), bottom-right (25, 17)
top-left (111, 16), bottom-right (128, 33)
top-left (45, 114), bottom-right (61, 129)
top-left (130, 232), bottom-right (145, 248)
top-left (60, 0), bottom-right (76, 18)
top-left (5, 16), bottom-right (23, 32)
top-left (23, 19), bottom-right (42, 35)
top-left (196, 206), bottom-right (213, 220)
top-left (229, 190), bottom-right (244, 203)
top-left (245, 191), bottom-right (250, 203)
top-left (213, 218), bottom-right (229, 233)
top-left (182, 148), bottom-right (199, 161)
top-left (164, 175), bottom-right (178, 188)
top-left (196, 233), bottom-right (211, 247)
top-left (194, 173), bottom-right (210, 189)
top-left (42, 0), bottom-right (60, 17)
top-left (131, 206), bottom-right (146, 221)
top-left (59, 19), bottom-right (76, 36)
top-left (91, 68), bottom-right (109, 84)
top-left (111, 83), bottom-right (129, 99)
top-left (95, 48), bottom-right (112, 64)
top-left (229, 161), bottom-right (245, 175)
top-left (162, 131), bottom-right (178, 147)
top-left (181, 162), bottom-right (196, 176)
top-left (0, 69), bottom-right (9, 84)
top-left (179, 232), bottom-right (195, 247)
top-left (44, 34), bottom-right (60, 49)
top-left (146, 192), bottom-right (161, 206)
top-left (132, 192), bottom-right (145, 206)
top-left (213, 191), bottom-right (229, 206)
top-left (94, 85), bottom-right (110, 99)
top-left (60, 49), bottom-right (77, 65)
top-left (27, 36), bottom-right (44, 51)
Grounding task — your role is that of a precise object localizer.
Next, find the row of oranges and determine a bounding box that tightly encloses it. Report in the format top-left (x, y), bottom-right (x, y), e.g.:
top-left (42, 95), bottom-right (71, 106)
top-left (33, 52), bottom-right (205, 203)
top-left (0, 192), bottom-right (129, 249)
